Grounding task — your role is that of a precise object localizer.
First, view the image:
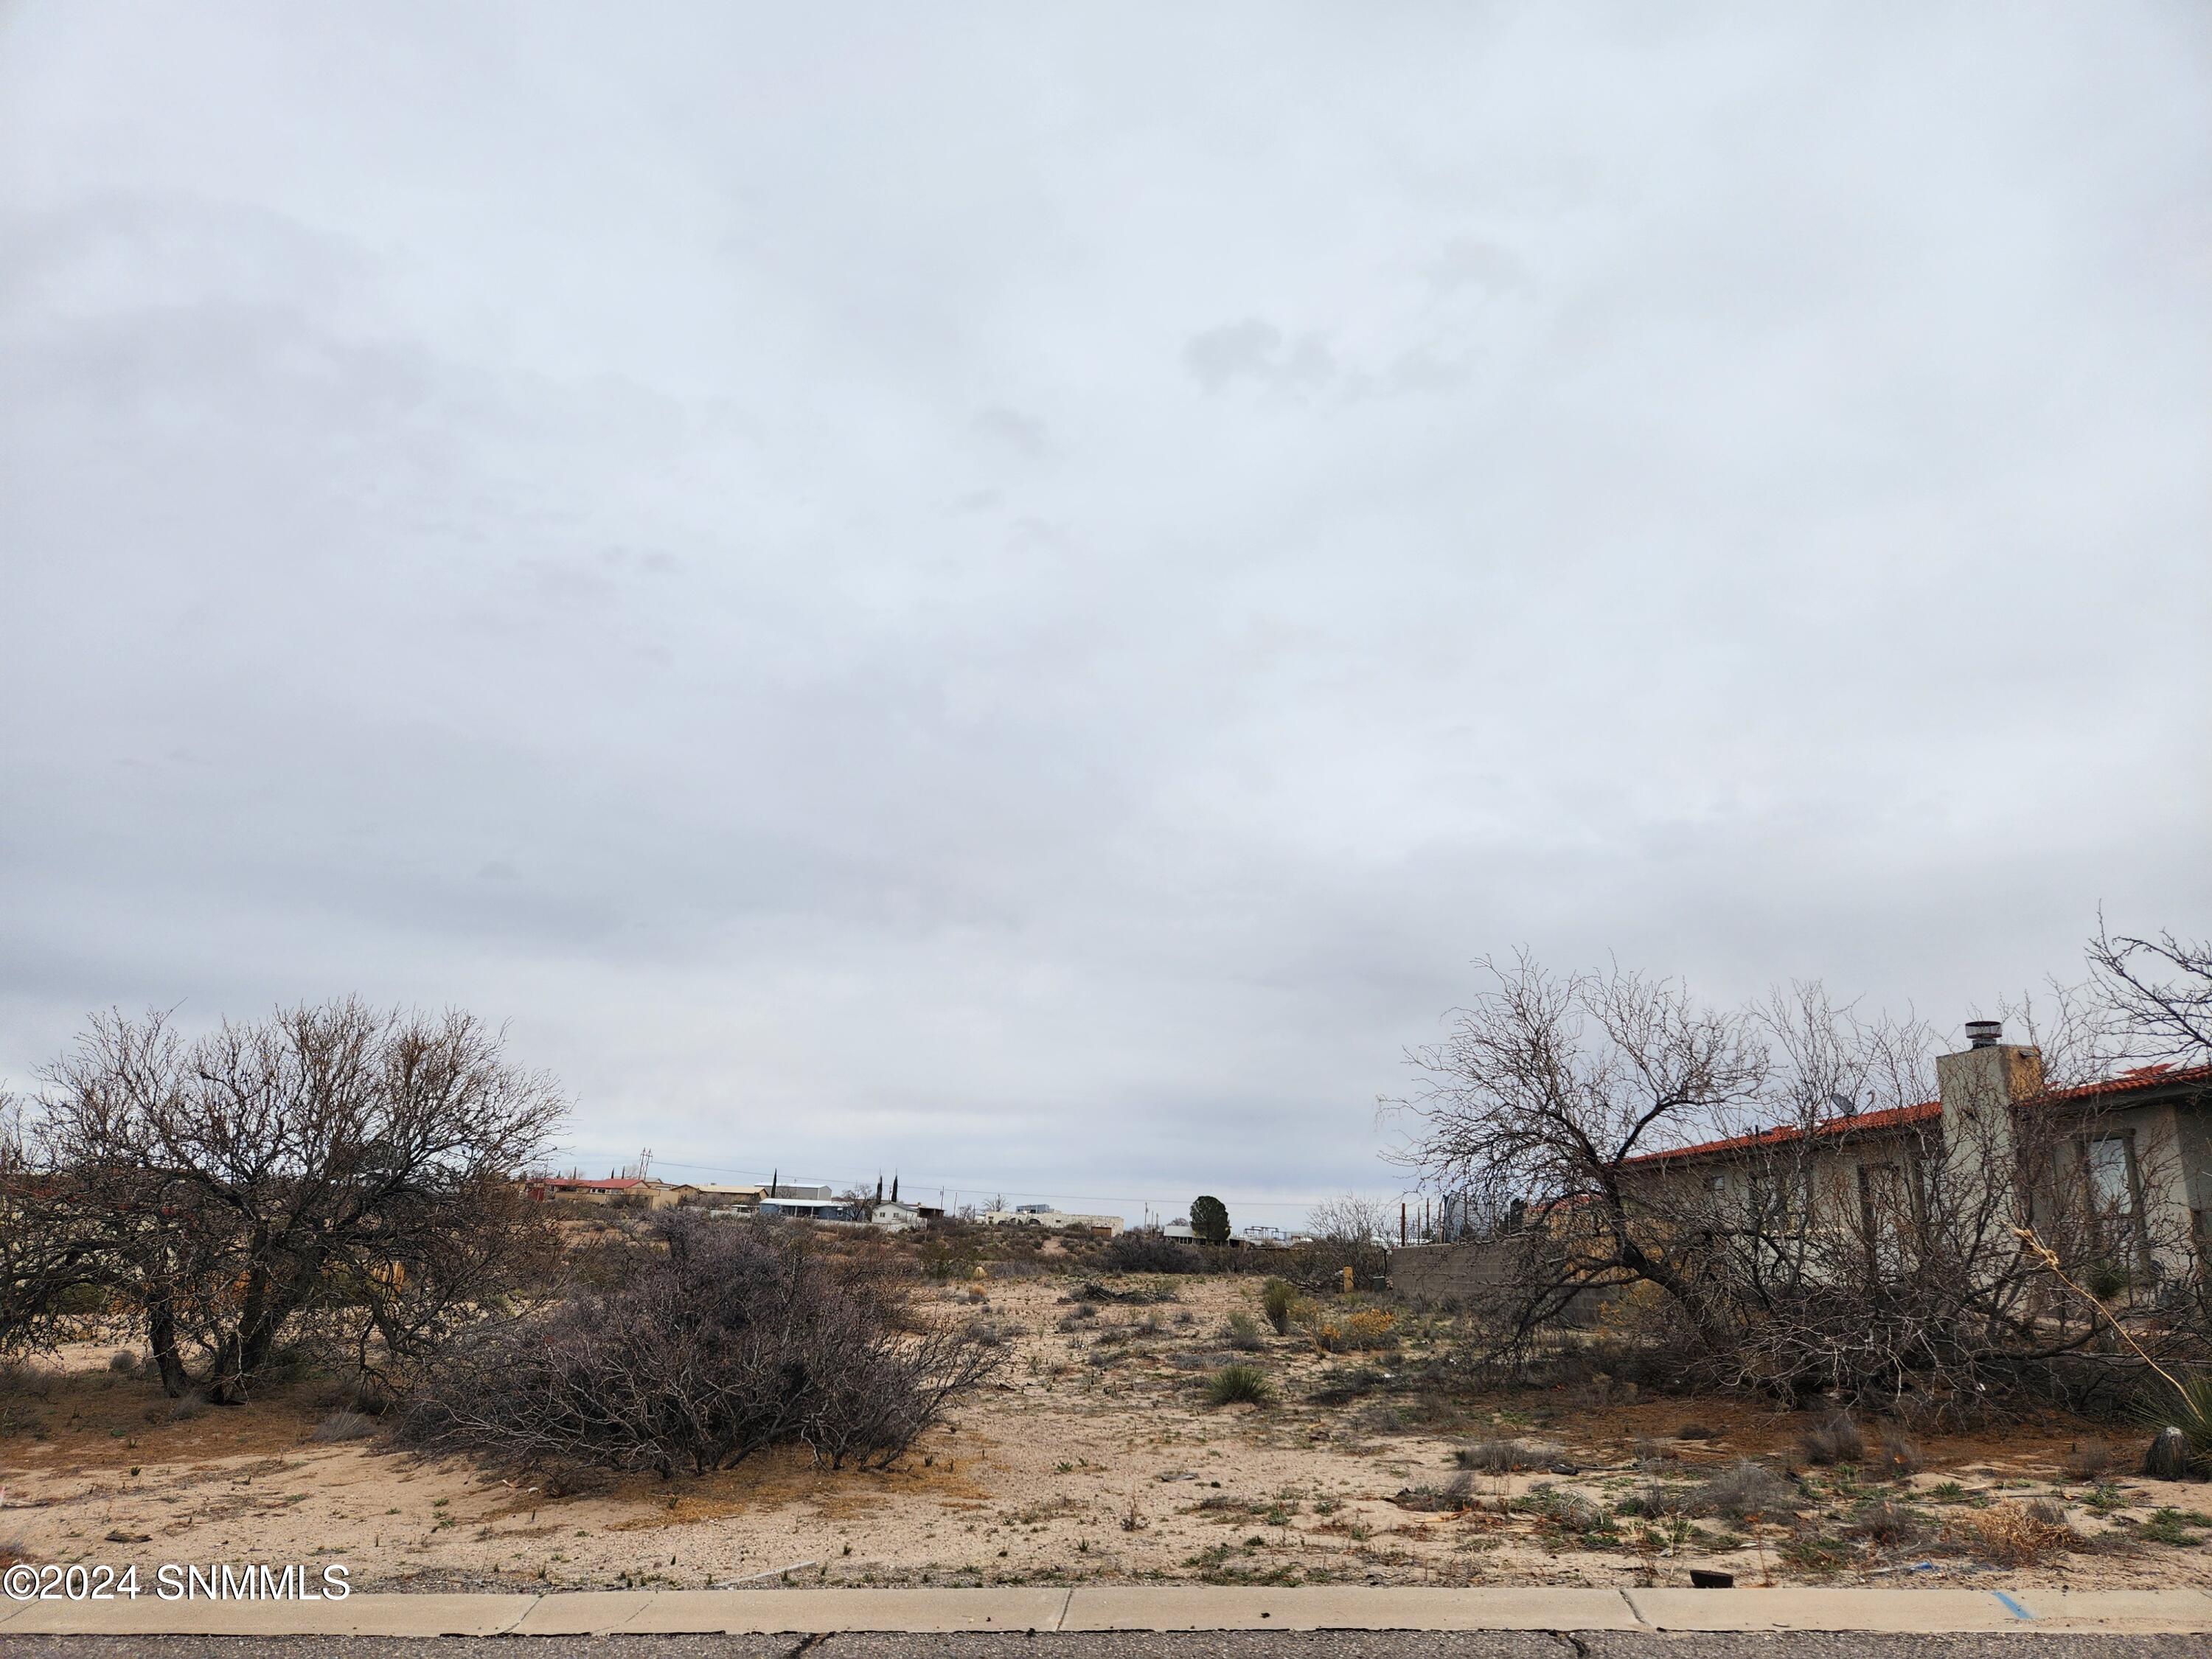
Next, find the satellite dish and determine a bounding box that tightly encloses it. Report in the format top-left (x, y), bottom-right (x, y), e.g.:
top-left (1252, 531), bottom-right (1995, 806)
top-left (1828, 1092), bottom-right (1857, 1118)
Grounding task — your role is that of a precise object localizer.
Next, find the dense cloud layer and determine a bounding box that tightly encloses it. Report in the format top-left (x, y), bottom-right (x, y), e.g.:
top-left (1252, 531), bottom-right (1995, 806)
top-left (2, 4), bottom-right (2206, 1222)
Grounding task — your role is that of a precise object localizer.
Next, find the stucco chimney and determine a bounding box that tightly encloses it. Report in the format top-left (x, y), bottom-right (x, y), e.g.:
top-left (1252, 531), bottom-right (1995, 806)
top-left (1938, 1018), bottom-right (2043, 1121)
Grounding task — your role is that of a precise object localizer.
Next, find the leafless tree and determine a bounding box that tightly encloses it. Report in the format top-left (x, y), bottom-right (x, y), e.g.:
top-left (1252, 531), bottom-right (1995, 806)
top-left (2, 1001), bottom-right (564, 1402)
top-left (1307, 1194), bottom-right (1395, 1245)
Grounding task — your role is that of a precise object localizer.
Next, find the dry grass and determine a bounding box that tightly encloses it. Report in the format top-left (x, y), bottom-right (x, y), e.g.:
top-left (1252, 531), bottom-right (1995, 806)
top-left (1453, 1436), bottom-right (1563, 1472)
top-left (309, 1410), bottom-right (378, 1444)
top-left (1868, 1426), bottom-right (1922, 1480)
top-left (1798, 1415), bottom-right (1866, 1465)
top-left (2065, 1439), bottom-right (2126, 1482)
top-left (1223, 1312), bottom-right (1266, 1352)
top-left (1964, 1498), bottom-right (2077, 1567)
top-left (1688, 1460), bottom-right (1801, 1519)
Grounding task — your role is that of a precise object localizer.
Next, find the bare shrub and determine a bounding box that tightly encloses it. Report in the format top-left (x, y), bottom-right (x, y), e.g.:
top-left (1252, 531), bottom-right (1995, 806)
top-left (165, 1390), bottom-right (209, 1422)
top-left (1099, 1234), bottom-right (1203, 1275)
top-left (1394, 1472), bottom-right (1479, 1512)
top-left (1870, 1426), bottom-right (1922, 1480)
top-left (0, 1360), bottom-right (60, 1399)
top-left (401, 1215), bottom-right (1002, 1477)
top-left (2064, 1440), bottom-right (2124, 1482)
top-left (310, 1410), bottom-right (378, 1444)
top-left (106, 1349), bottom-right (139, 1376)
top-left (1688, 1460), bottom-right (1801, 1519)
top-left (1799, 1416), bottom-right (1866, 1465)
top-left (1223, 1312), bottom-right (1265, 1352)
top-left (1848, 1498), bottom-right (1930, 1551)
top-left (1675, 1421), bottom-right (1720, 1440)
top-left (1453, 1436), bottom-right (1562, 1472)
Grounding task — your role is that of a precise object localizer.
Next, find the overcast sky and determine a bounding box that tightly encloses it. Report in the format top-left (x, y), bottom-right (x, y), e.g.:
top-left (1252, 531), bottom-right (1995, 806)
top-left (1, 4), bottom-right (2205, 1223)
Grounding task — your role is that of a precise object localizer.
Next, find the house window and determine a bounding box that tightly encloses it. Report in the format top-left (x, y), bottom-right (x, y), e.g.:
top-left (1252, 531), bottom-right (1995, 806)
top-left (1751, 1168), bottom-right (1810, 1231)
top-left (2081, 1133), bottom-right (2146, 1262)
top-left (1857, 1161), bottom-right (1916, 1271)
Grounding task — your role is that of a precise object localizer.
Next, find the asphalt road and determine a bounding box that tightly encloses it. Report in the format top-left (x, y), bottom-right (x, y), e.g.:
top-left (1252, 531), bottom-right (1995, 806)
top-left (2, 1635), bottom-right (2208, 1659)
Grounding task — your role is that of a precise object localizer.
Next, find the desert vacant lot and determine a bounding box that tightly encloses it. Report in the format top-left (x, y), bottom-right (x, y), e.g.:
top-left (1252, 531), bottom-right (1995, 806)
top-left (4, 1266), bottom-right (2211, 1595)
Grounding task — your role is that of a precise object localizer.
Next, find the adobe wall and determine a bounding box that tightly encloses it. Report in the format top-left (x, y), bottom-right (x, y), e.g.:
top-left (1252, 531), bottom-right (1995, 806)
top-left (1385, 1241), bottom-right (1519, 1302)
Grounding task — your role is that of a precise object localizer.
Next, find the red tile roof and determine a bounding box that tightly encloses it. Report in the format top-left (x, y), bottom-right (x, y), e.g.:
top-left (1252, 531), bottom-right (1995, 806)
top-left (1622, 1060), bottom-right (2210, 1169)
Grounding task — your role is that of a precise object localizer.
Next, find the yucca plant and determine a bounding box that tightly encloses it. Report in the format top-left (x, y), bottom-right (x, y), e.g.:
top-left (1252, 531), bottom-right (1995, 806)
top-left (2142, 1373), bottom-right (2212, 1476)
top-left (1206, 1363), bottom-right (1273, 1407)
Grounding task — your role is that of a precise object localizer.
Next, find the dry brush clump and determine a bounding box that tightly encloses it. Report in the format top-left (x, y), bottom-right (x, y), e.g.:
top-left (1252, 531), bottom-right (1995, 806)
top-left (1962, 1498), bottom-right (2077, 1567)
top-left (400, 1214), bottom-right (1003, 1478)
top-left (1222, 1312), bottom-right (1267, 1351)
top-left (1097, 1234), bottom-right (1205, 1275)
top-left (1798, 1416), bottom-right (1865, 1465)
top-left (1453, 1436), bottom-right (1563, 1472)
top-left (1688, 1460), bottom-right (1801, 1520)
top-left (309, 1409), bottom-right (378, 1444)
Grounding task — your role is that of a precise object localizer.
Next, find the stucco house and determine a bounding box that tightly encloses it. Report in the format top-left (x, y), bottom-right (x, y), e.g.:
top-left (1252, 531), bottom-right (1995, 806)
top-left (1622, 1023), bottom-right (2212, 1283)
top-left (1389, 1021), bottom-right (2211, 1303)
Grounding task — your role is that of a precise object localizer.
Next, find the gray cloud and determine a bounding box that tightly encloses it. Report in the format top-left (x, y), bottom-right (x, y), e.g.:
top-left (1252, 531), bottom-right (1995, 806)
top-left (0, 2), bottom-right (2205, 1222)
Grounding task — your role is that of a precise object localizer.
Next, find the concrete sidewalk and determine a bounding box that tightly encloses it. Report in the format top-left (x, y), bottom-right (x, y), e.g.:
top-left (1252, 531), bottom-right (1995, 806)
top-left (2, 1585), bottom-right (2210, 1638)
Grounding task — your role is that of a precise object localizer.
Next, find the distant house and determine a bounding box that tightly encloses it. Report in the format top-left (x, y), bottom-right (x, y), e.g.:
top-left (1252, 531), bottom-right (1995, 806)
top-left (757, 1196), bottom-right (866, 1222)
top-left (526, 1176), bottom-right (680, 1209)
top-left (980, 1206), bottom-right (1123, 1238)
top-left (750, 1194), bottom-right (926, 1231)
top-left (668, 1182), bottom-right (764, 1210)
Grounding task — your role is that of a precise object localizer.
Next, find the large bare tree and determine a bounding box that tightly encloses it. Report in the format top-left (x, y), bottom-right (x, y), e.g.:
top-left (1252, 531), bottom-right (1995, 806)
top-left (2, 1000), bottom-right (564, 1402)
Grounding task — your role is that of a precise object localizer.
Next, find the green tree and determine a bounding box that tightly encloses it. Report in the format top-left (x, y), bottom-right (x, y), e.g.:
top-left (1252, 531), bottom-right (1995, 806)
top-left (1190, 1194), bottom-right (1230, 1246)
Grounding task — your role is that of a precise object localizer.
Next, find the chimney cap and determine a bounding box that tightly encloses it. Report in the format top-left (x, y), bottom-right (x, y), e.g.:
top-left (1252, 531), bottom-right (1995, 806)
top-left (1964, 1019), bottom-right (2003, 1048)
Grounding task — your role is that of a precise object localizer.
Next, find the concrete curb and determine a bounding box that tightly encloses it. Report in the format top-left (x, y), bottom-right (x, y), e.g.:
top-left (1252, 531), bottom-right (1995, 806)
top-left (1, 1585), bottom-right (2210, 1636)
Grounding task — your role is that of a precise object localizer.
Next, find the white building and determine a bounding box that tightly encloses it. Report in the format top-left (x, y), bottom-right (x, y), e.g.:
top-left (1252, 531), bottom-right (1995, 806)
top-left (979, 1206), bottom-right (1123, 1237)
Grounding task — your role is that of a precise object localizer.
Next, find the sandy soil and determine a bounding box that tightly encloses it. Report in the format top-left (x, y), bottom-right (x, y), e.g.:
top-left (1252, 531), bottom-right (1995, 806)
top-left (4, 1273), bottom-right (2209, 1595)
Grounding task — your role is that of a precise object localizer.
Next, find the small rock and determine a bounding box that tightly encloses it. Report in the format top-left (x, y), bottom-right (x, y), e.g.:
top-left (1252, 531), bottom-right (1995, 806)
top-left (2144, 1426), bottom-right (2190, 1480)
top-left (104, 1528), bottom-right (150, 1543)
top-left (1548, 1462), bottom-right (1581, 1475)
